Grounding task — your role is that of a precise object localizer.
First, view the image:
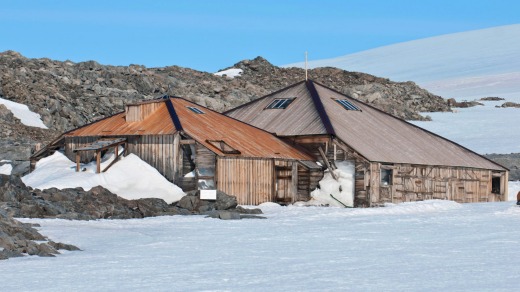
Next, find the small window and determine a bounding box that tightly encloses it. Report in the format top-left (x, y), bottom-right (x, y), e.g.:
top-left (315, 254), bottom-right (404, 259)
top-left (265, 98), bottom-right (294, 109)
top-left (492, 176), bottom-right (501, 194)
top-left (336, 99), bottom-right (360, 111)
top-left (381, 168), bottom-right (393, 186)
top-left (187, 106), bottom-right (204, 114)
top-left (206, 140), bottom-right (241, 154)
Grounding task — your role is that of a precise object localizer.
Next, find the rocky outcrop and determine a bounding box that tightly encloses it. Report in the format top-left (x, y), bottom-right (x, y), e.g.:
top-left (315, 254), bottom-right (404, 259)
top-left (0, 104), bottom-right (59, 176)
top-left (497, 102), bottom-right (520, 108)
top-left (0, 174), bottom-right (264, 258)
top-left (0, 51), bottom-right (450, 169)
top-left (0, 210), bottom-right (79, 260)
top-left (0, 51), bottom-right (449, 134)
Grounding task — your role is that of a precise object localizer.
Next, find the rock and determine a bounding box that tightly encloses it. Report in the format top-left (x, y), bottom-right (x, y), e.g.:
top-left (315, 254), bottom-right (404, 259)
top-left (235, 206), bottom-right (263, 214)
top-left (497, 102), bottom-right (520, 108)
top-left (217, 211), bottom-right (241, 220)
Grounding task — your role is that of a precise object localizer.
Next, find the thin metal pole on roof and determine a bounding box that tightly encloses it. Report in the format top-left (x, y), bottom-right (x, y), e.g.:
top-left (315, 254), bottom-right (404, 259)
top-left (305, 51), bottom-right (308, 81)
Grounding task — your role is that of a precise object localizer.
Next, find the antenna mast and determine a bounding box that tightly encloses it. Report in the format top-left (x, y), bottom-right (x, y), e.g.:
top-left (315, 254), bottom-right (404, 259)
top-left (305, 51), bottom-right (308, 81)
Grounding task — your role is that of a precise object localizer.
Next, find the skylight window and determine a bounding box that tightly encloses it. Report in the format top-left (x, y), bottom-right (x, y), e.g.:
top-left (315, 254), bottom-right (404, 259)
top-left (265, 98), bottom-right (294, 109)
top-left (336, 99), bottom-right (360, 111)
top-left (187, 106), bottom-right (204, 114)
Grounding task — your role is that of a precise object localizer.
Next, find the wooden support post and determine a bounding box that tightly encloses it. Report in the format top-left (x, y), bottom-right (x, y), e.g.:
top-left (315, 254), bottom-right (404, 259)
top-left (76, 152), bottom-right (80, 172)
top-left (96, 150), bottom-right (101, 174)
top-left (318, 146), bottom-right (338, 181)
top-left (290, 162), bottom-right (298, 201)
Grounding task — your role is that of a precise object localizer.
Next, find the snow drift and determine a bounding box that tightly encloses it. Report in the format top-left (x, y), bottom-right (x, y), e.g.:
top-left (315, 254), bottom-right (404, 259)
top-left (22, 151), bottom-right (184, 204)
top-left (0, 97), bottom-right (48, 129)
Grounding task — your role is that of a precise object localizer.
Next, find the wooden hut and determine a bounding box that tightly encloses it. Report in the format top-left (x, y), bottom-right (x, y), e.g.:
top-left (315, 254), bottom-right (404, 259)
top-left (225, 80), bottom-right (509, 206)
top-left (34, 96), bottom-right (323, 205)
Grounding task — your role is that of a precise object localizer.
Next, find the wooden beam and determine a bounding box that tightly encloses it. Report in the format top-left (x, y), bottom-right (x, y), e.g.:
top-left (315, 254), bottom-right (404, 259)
top-left (318, 146), bottom-right (338, 181)
top-left (76, 152), bottom-right (80, 172)
top-left (96, 150), bottom-right (101, 174)
top-left (180, 139), bottom-right (196, 145)
top-left (102, 147), bottom-right (123, 173)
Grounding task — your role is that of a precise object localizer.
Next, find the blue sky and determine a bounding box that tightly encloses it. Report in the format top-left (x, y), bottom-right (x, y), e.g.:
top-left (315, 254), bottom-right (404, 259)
top-left (1, 0), bottom-right (519, 72)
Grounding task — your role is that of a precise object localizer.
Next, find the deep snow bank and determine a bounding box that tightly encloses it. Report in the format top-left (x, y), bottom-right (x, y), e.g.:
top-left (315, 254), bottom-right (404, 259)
top-left (22, 151), bottom-right (184, 204)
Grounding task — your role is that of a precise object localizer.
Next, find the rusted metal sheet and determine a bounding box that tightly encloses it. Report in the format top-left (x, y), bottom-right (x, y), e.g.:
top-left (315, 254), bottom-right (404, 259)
top-left (65, 97), bottom-right (315, 161)
top-left (171, 98), bottom-right (315, 160)
top-left (226, 80), bottom-right (506, 171)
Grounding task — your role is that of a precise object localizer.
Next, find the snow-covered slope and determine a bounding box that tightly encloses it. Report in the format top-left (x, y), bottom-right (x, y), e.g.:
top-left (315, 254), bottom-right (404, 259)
top-left (0, 97), bottom-right (48, 129)
top-left (286, 24), bottom-right (520, 100)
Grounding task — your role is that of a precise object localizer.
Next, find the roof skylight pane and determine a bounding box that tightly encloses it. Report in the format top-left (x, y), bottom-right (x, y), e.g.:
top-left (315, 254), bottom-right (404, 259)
top-left (265, 98), bottom-right (294, 109)
top-left (336, 99), bottom-right (360, 111)
top-left (187, 106), bottom-right (204, 114)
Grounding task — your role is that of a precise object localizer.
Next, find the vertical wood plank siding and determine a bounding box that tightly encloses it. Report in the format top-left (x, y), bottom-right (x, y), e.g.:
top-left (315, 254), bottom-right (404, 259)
top-left (66, 135), bottom-right (175, 181)
top-left (217, 157), bottom-right (274, 205)
top-left (125, 102), bottom-right (162, 122)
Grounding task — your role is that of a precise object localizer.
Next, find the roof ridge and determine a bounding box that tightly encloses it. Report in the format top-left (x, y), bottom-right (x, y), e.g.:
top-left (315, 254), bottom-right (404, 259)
top-left (306, 79), bottom-right (335, 136)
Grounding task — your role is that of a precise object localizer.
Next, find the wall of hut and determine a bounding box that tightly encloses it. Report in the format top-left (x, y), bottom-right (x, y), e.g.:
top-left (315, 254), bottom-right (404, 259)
top-left (64, 134), bottom-right (176, 181)
top-left (288, 135), bottom-right (508, 207)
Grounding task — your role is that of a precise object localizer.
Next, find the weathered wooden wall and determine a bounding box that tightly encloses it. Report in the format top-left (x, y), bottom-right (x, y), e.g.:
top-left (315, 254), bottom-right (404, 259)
top-left (125, 102), bottom-right (162, 122)
top-left (217, 157), bottom-right (275, 205)
top-left (366, 163), bottom-right (508, 205)
top-left (65, 134), bottom-right (176, 181)
top-left (289, 134), bottom-right (508, 207)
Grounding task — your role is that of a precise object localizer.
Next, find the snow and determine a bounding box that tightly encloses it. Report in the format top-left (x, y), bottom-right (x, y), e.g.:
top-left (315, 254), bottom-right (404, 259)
top-left (411, 100), bottom-right (520, 154)
top-left (1, 200), bottom-right (520, 291)
top-left (305, 161), bottom-right (355, 207)
top-left (22, 151), bottom-right (184, 204)
top-left (214, 68), bottom-right (243, 78)
top-left (509, 181), bottom-right (520, 201)
top-left (0, 164), bottom-right (13, 175)
top-left (285, 24), bottom-right (520, 155)
top-left (0, 97), bottom-right (48, 129)
top-left (285, 24), bottom-right (520, 97)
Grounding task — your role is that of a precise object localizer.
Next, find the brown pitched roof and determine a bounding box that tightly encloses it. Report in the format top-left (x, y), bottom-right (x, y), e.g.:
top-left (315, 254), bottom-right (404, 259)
top-left (225, 80), bottom-right (506, 171)
top-left (65, 97), bottom-right (314, 161)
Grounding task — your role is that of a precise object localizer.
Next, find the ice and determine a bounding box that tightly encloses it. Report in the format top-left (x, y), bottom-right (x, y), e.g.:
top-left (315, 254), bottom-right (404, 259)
top-left (0, 97), bottom-right (48, 129)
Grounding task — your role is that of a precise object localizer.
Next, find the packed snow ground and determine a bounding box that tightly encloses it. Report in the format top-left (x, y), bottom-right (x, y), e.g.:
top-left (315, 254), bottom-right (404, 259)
top-left (0, 97), bottom-right (48, 129)
top-left (22, 151), bottom-right (184, 204)
top-left (2, 200), bottom-right (520, 291)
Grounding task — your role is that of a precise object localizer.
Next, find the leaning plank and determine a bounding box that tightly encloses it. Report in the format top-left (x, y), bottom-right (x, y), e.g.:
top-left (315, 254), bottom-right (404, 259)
top-left (318, 146), bottom-right (338, 180)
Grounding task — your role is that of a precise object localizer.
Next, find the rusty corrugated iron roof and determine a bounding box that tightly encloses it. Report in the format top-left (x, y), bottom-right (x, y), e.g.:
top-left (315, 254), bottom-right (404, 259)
top-left (65, 97), bottom-right (314, 160)
top-left (225, 80), bottom-right (507, 171)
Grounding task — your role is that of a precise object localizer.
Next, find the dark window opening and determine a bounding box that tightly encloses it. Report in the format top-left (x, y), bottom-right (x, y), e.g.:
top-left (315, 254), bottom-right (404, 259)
top-left (206, 140), bottom-right (241, 154)
top-left (381, 168), bottom-right (393, 186)
top-left (336, 99), bottom-right (360, 111)
top-left (265, 98), bottom-right (294, 109)
top-left (492, 177), bottom-right (501, 194)
top-left (187, 106), bottom-right (204, 114)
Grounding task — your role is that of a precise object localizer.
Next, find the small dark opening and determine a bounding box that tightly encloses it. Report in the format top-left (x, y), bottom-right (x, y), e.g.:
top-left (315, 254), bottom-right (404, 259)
top-left (492, 177), bottom-right (501, 194)
top-left (381, 168), bottom-right (393, 186)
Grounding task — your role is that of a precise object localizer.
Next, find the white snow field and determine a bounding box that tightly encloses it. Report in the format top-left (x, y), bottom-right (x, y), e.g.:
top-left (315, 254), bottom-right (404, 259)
top-left (0, 97), bottom-right (48, 129)
top-left (22, 151), bottom-right (184, 204)
top-left (286, 25), bottom-right (520, 155)
top-left (286, 24), bottom-right (520, 100)
top-left (0, 200), bottom-right (519, 291)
